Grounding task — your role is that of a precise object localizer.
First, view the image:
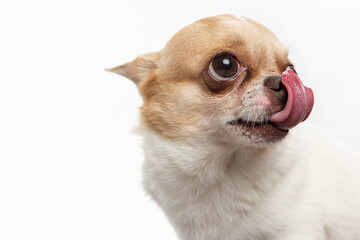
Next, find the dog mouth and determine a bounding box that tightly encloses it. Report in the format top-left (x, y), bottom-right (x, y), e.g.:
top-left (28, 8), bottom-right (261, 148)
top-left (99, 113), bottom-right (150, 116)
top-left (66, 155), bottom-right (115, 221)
top-left (227, 118), bottom-right (289, 142)
top-left (228, 118), bottom-right (285, 129)
top-left (229, 118), bottom-right (268, 127)
top-left (268, 70), bottom-right (314, 130)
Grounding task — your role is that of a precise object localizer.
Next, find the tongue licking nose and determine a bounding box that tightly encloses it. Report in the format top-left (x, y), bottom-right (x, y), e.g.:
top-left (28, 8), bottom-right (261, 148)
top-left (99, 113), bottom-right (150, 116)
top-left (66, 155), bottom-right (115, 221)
top-left (269, 70), bottom-right (314, 130)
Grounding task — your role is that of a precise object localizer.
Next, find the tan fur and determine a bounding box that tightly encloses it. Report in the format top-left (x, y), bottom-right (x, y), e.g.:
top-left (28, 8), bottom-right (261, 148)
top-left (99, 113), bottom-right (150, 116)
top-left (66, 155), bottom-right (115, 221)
top-left (110, 14), bottom-right (291, 141)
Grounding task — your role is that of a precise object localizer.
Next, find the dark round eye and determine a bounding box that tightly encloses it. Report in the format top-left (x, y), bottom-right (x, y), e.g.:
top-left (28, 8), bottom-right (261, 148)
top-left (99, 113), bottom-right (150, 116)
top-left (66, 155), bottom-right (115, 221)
top-left (209, 54), bottom-right (240, 81)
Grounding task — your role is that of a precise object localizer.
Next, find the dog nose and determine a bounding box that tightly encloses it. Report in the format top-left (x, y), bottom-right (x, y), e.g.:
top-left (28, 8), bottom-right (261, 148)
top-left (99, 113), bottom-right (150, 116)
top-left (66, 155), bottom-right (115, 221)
top-left (265, 75), bottom-right (282, 90)
top-left (264, 75), bottom-right (287, 101)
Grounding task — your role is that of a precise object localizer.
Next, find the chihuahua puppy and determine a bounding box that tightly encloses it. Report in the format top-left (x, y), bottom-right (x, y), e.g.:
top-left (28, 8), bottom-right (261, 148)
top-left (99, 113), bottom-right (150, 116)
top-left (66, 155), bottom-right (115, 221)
top-left (109, 15), bottom-right (360, 240)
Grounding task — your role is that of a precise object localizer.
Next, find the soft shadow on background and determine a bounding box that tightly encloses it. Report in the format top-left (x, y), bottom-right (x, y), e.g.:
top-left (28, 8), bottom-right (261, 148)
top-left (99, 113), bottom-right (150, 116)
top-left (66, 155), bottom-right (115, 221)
top-left (1, 0), bottom-right (359, 239)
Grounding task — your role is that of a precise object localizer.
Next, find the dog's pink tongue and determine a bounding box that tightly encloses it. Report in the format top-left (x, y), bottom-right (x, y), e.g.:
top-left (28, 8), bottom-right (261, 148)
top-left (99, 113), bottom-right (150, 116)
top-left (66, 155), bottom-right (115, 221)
top-left (269, 70), bottom-right (314, 130)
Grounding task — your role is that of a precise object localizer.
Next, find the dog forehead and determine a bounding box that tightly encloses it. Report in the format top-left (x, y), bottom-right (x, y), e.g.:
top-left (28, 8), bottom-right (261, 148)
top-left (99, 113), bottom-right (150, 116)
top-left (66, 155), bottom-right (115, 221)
top-left (163, 15), bottom-right (252, 54)
top-left (159, 15), bottom-right (285, 77)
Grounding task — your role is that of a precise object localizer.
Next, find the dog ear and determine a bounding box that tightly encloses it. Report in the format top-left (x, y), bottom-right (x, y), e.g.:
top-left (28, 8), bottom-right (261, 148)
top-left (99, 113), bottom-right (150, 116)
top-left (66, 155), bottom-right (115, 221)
top-left (106, 52), bottom-right (159, 86)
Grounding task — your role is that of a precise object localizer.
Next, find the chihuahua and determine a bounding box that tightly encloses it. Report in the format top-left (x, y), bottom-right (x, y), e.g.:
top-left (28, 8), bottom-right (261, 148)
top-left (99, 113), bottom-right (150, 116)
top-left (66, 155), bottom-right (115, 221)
top-left (109, 15), bottom-right (360, 240)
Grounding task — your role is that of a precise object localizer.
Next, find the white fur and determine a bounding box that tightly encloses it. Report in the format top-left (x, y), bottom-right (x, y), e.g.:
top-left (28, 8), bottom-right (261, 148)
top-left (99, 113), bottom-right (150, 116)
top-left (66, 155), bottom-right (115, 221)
top-left (115, 14), bottom-right (360, 240)
top-left (140, 123), bottom-right (360, 240)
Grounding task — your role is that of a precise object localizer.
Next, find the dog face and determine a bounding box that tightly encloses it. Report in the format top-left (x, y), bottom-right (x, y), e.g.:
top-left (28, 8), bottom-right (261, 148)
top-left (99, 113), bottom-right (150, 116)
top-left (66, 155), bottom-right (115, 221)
top-left (110, 14), bottom-right (313, 147)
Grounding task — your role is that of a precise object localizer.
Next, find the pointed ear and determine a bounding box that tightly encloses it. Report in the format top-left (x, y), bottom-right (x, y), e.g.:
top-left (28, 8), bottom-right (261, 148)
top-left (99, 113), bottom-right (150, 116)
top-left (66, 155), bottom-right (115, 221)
top-left (106, 52), bottom-right (159, 85)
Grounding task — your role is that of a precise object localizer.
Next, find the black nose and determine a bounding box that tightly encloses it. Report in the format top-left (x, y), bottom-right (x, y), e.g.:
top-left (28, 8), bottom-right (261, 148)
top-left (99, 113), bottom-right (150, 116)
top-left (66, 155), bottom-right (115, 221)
top-left (264, 75), bottom-right (287, 101)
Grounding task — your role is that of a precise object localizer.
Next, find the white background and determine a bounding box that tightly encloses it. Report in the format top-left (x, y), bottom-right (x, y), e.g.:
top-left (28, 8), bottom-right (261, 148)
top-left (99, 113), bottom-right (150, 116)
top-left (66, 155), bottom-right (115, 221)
top-left (1, 0), bottom-right (360, 239)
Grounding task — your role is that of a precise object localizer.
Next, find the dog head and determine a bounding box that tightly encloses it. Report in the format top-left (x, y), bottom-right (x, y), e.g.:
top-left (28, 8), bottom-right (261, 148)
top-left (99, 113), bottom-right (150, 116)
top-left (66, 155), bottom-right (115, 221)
top-left (109, 14), bottom-right (314, 148)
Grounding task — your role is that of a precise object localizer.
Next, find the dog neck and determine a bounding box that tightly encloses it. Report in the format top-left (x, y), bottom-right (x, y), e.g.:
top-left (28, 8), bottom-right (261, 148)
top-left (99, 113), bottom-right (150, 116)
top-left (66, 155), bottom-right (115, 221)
top-left (141, 127), bottom-right (300, 190)
top-left (140, 127), bottom-right (308, 240)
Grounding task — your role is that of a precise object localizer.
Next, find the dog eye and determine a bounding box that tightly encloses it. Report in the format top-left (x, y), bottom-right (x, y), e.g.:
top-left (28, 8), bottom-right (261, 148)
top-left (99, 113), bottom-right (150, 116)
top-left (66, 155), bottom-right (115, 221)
top-left (286, 65), bottom-right (297, 75)
top-left (209, 54), bottom-right (240, 81)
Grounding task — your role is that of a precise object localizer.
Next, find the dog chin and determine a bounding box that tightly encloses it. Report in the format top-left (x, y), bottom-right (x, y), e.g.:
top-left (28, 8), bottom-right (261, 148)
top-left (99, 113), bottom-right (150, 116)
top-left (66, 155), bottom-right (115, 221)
top-left (221, 121), bottom-right (289, 147)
